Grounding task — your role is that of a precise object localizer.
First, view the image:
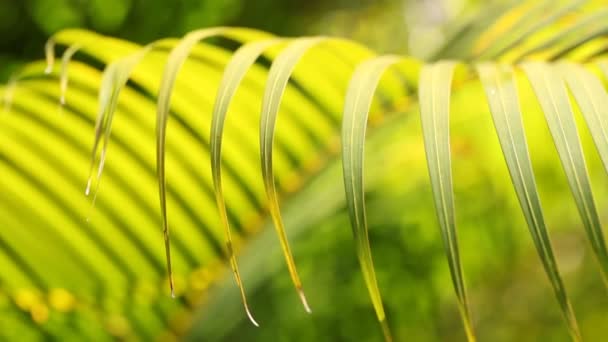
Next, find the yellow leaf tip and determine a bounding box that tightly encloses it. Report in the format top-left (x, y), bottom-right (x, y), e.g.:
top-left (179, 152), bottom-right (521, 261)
top-left (85, 179), bottom-right (92, 196)
top-left (297, 287), bottom-right (312, 313)
top-left (380, 318), bottom-right (393, 342)
top-left (169, 276), bottom-right (176, 298)
top-left (245, 306), bottom-right (259, 327)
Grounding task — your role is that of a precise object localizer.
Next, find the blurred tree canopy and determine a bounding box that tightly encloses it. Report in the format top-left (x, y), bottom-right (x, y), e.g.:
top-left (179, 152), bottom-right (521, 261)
top-left (0, 0), bottom-right (483, 81)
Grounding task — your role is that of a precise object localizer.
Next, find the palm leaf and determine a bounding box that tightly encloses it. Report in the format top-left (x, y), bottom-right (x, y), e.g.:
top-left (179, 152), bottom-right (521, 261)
top-left (259, 37), bottom-right (327, 313)
top-left (210, 38), bottom-right (282, 326)
top-left (2, 2), bottom-right (608, 340)
top-left (85, 45), bottom-right (158, 213)
top-left (523, 62), bottom-right (608, 298)
top-left (0, 31), bottom-right (330, 336)
top-left (418, 61), bottom-right (476, 341)
top-left (477, 63), bottom-right (580, 340)
top-left (341, 55), bottom-right (404, 342)
top-left (155, 27), bottom-right (268, 297)
top-left (559, 62), bottom-right (608, 188)
top-left (473, 0), bottom-right (556, 59)
top-left (514, 8), bottom-right (608, 61)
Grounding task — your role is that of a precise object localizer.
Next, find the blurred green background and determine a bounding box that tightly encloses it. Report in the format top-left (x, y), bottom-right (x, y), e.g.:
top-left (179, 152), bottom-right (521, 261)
top-left (2, 0), bottom-right (607, 341)
top-left (0, 0), bottom-right (482, 81)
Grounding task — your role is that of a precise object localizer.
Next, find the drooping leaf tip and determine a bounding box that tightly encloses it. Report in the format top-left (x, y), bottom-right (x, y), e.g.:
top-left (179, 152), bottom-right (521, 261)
top-left (85, 179), bottom-right (92, 196)
top-left (44, 39), bottom-right (55, 74)
top-left (245, 305), bottom-right (260, 327)
top-left (380, 318), bottom-right (393, 342)
top-left (297, 287), bottom-right (312, 313)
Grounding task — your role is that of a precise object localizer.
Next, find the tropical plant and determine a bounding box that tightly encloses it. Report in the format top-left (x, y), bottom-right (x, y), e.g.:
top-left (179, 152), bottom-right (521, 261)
top-left (1, 0), bottom-right (608, 341)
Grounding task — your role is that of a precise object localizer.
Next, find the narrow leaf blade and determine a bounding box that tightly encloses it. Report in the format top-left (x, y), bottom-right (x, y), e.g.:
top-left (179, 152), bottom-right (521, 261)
top-left (557, 62), bottom-right (608, 284)
top-left (86, 46), bottom-right (155, 214)
top-left (418, 61), bottom-right (475, 341)
top-left (156, 28), bottom-right (227, 297)
top-left (341, 55), bottom-right (401, 342)
top-left (514, 8), bottom-right (608, 61)
top-left (522, 64), bottom-right (606, 297)
top-left (59, 44), bottom-right (83, 105)
top-left (481, 0), bottom-right (584, 61)
top-left (259, 37), bottom-right (326, 313)
top-left (44, 38), bottom-right (55, 74)
top-left (477, 63), bottom-right (581, 340)
top-left (210, 38), bottom-right (283, 326)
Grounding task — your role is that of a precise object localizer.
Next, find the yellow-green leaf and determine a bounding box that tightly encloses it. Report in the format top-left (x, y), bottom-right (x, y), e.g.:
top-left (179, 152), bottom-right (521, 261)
top-left (418, 61), bottom-right (475, 341)
top-left (477, 63), bottom-right (580, 340)
top-left (85, 45), bottom-right (156, 211)
top-left (210, 38), bottom-right (283, 326)
top-left (341, 55), bottom-right (402, 342)
top-left (522, 61), bottom-right (608, 341)
top-left (558, 61), bottom-right (608, 283)
top-left (259, 37), bottom-right (327, 313)
top-left (156, 27), bottom-right (242, 296)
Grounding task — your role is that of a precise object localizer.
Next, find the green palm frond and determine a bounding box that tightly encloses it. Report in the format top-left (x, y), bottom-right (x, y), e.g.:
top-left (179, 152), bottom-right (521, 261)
top-left (418, 61), bottom-right (476, 341)
top-left (341, 55), bottom-right (409, 342)
top-left (210, 37), bottom-right (283, 327)
top-left (477, 63), bottom-right (581, 340)
top-left (2, 0), bottom-right (608, 340)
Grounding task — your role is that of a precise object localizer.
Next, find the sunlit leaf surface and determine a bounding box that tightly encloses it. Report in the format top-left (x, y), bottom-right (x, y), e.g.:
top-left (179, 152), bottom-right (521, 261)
top-left (418, 61), bottom-right (475, 341)
top-left (2, 1), bottom-right (608, 340)
top-left (478, 63), bottom-right (580, 341)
